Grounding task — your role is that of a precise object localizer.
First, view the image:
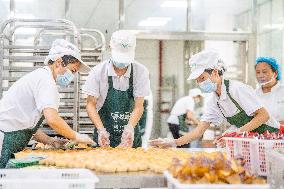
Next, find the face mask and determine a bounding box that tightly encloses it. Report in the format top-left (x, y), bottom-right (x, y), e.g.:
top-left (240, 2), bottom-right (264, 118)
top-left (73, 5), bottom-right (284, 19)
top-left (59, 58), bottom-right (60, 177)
top-left (198, 78), bottom-right (217, 93)
top-left (111, 59), bottom-right (129, 69)
top-left (56, 69), bottom-right (74, 87)
top-left (258, 76), bottom-right (275, 86)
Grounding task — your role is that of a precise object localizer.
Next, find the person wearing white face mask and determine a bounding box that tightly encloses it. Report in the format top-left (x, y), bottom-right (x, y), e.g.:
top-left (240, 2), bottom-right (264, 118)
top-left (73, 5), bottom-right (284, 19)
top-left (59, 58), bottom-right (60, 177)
top-left (255, 57), bottom-right (284, 128)
top-left (0, 39), bottom-right (95, 168)
top-left (149, 50), bottom-right (279, 148)
top-left (83, 30), bottom-right (150, 148)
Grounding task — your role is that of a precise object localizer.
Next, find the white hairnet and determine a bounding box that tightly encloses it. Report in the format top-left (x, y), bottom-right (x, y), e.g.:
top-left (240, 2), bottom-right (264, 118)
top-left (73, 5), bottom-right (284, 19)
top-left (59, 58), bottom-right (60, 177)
top-left (44, 39), bottom-right (91, 73)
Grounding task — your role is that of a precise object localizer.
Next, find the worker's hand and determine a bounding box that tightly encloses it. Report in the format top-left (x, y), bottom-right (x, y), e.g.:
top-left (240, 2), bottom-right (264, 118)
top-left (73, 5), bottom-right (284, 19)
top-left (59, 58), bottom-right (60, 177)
top-left (213, 129), bottom-right (240, 147)
top-left (119, 124), bottom-right (134, 147)
top-left (48, 137), bottom-right (69, 149)
top-left (74, 132), bottom-right (96, 145)
top-left (148, 138), bottom-right (177, 148)
top-left (97, 127), bottom-right (110, 147)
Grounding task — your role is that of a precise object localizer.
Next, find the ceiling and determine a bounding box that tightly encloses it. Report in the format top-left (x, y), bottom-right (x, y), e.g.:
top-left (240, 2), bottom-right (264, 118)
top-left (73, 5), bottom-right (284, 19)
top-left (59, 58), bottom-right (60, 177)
top-left (0, 0), bottom-right (253, 40)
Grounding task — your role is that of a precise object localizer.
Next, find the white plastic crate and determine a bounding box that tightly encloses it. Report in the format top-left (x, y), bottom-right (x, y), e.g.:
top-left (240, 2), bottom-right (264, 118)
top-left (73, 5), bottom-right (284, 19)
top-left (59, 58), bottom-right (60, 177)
top-left (0, 168), bottom-right (99, 189)
top-left (164, 171), bottom-right (270, 189)
top-left (223, 137), bottom-right (284, 176)
top-left (266, 149), bottom-right (284, 189)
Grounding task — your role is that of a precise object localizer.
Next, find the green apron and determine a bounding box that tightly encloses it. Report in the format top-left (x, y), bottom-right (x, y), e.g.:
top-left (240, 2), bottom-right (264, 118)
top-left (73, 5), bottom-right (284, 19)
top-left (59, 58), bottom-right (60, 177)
top-left (178, 114), bottom-right (189, 133)
top-left (94, 63), bottom-right (144, 147)
top-left (0, 116), bottom-right (44, 168)
top-left (217, 80), bottom-right (279, 134)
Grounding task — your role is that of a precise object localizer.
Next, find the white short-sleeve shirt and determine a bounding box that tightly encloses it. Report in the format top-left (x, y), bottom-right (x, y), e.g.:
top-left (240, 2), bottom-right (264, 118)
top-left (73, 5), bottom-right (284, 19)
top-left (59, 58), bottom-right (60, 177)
top-left (82, 60), bottom-right (151, 111)
top-left (201, 79), bottom-right (279, 129)
top-left (0, 66), bottom-right (59, 132)
top-left (256, 82), bottom-right (284, 122)
top-left (167, 96), bottom-right (195, 125)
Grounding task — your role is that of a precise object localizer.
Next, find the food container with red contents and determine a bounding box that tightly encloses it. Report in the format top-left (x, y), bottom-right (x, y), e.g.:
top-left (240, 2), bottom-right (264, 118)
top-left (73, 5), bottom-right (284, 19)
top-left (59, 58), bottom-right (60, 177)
top-left (223, 132), bottom-right (284, 176)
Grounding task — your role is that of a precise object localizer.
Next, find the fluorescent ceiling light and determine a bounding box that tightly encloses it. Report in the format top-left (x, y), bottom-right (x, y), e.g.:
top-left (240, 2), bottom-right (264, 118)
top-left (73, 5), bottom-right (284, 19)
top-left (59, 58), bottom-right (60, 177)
top-left (3, 0), bottom-right (34, 2)
top-left (14, 14), bottom-right (35, 19)
top-left (15, 38), bottom-right (34, 44)
top-left (263, 24), bottom-right (283, 30)
top-left (15, 28), bottom-right (37, 35)
top-left (147, 17), bottom-right (172, 21)
top-left (138, 17), bottom-right (172, 27)
top-left (161, 0), bottom-right (187, 8)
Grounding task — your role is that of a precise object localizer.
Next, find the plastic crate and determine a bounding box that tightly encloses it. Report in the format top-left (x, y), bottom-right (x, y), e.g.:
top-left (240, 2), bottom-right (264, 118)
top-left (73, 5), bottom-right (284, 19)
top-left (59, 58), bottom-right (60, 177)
top-left (266, 149), bottom-right (284, 189)
top-left (0, 168), bottom-right (99, 189)
top-left (164, 171), bottom-right (269, 189)
top-left (223, 137), bottom-right (284, 176)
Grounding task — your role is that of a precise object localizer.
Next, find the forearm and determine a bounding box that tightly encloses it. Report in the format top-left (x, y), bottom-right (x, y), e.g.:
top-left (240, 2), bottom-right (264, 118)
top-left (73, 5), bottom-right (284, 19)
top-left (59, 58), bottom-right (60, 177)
top-left (47, 116), bottom-right (76, 140)
top-left (175, 121), bottom-right (210, 146)
top-left (190, 116), bottom-right (200, 125)
top-left (43, 108), bottom-right (76, 140)
top-left (86, 103), bottom-right (104, 129)
top-left (240, 108), bottom-right (269, 132)
top-left (128, 106), bottom-right (144, 128)
top-left (186, 111), bottom-right (200, 126)
top-left (33, 130), bottom-right (54, 145)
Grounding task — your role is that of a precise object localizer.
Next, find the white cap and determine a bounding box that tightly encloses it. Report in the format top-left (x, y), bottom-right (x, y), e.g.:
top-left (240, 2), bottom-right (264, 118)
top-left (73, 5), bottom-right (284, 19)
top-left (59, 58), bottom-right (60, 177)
top-left (187, 50), bottom-right (224, 80)
top-left (44, 39), bottom-right (91, 74)
top-left (110, 30), bottom-right (136, 64)
top-left (189, 88), bottom-right (204, 97)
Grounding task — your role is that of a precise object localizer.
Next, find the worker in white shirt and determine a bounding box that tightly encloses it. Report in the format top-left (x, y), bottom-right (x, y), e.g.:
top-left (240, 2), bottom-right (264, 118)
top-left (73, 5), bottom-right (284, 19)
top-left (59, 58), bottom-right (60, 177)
top-left (149, 50), bottom-right (279, 148)
top-left (83, 30), bottom-right (150, 148)
top-left (255, 57), bottom-right (284, 126)
top-left (167, 88), bottom-right (203, 148)
top-left (0, 39), bottom-right (95, 168)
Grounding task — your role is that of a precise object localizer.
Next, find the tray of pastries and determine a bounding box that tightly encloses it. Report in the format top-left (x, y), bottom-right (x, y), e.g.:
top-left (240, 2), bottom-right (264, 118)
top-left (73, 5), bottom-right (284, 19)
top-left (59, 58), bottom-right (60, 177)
top-left (167, 151), bottom-right (266, 185)
top-left (15, 147), bottom-right (192, 173)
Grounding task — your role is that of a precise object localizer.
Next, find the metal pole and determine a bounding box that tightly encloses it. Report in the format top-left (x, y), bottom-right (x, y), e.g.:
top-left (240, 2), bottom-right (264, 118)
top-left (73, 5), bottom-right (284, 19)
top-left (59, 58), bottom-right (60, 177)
top-left (72, 21), bottom-right (80, 133)
top-left (186, 0), bottom-right (191, 32)
top-left (158, 40), bottom-right (163, 137)
top-left (64, 0), bottom-right (70, 19)
top-left (10, 0), bottom-right (15, 18)
top-left (247, 0), bottom-right (258, 86)
top-left (239, 41), bottom-right (248, 83)
top-left (65, 0), bottom-right (71, 42)
top-left (9, 0), bottom-right (15, 89)
top-left (118, 0), bottom-right (125, 29)
top-left (0, 36), bottom-right (4, 98)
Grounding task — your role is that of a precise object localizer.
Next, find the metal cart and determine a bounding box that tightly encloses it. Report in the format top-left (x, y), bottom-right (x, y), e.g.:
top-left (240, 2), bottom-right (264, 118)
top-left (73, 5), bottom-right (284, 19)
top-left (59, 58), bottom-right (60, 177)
top-left (0, 18), bottom-right (105, 136)
top-left (78, 28), bottom-right (106, 134)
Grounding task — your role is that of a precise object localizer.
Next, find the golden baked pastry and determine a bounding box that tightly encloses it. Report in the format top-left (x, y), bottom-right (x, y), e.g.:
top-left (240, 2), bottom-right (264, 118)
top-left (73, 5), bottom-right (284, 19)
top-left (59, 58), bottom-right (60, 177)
top-left (168, 151), bottom-right (266, 184)
top-left (15, 147), bottom-right (191, 173)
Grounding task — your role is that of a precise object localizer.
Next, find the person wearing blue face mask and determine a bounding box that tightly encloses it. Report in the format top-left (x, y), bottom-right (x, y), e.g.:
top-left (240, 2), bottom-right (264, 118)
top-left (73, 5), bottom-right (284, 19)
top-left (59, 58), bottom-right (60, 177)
top-left (0, 39), bottom-right (95, 168)
top-left (83, 30), bottom-right (150, 148)
top-left (149, 50), bottom-right (279, 148)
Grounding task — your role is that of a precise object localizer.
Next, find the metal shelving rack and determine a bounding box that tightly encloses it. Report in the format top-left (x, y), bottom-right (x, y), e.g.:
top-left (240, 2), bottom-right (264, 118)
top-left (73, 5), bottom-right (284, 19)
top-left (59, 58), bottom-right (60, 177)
top-left (78, 28), bottom-right (106, 134)
top-left (0, 18), bottom-right (105, 136)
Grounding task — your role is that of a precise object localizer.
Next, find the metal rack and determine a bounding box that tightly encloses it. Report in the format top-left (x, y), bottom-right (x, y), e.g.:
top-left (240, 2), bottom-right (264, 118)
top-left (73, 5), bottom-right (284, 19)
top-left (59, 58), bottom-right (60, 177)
top-left (0, 19), bottom-right (105, 136)
top-left (78, 28), bottom-right (106, 134)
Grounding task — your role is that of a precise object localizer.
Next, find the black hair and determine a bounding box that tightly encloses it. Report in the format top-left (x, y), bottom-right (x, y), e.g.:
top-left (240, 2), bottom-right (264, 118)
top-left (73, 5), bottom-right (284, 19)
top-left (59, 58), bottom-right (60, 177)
top-left (204, 59), bottom-right (226, 76)
top-left (48, 55), bottom-right (79, 66)
top-left (204, 68), bottom-right (225, 76)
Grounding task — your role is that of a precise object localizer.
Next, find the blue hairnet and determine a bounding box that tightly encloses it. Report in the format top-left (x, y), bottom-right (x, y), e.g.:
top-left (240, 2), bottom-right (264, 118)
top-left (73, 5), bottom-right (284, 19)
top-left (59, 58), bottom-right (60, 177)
top-left (256, 57), bottom-right (282, 80)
